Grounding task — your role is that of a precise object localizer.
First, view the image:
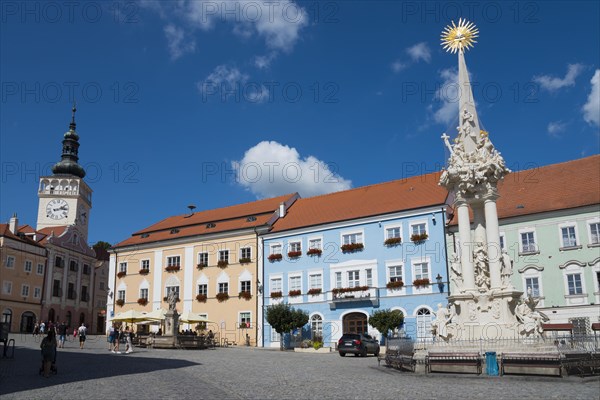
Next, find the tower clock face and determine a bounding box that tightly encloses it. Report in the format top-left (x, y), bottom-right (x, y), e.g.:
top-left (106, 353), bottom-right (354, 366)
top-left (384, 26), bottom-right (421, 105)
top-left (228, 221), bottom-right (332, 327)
top-left (46, 199), bottom-right (69, 220)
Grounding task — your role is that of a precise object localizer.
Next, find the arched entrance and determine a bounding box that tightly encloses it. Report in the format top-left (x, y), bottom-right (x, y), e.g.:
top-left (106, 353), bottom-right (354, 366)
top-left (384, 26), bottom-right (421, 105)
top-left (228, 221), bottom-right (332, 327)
top-left (416, 308), bottom-right (432, 340)
top-left (20, 311), bottom-right (35, 333)
top-left (343, 312), bottom-right (368, 334)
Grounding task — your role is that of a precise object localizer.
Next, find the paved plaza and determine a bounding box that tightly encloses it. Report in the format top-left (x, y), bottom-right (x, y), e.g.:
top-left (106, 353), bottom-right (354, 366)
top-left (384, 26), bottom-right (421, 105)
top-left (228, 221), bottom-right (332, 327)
top-left (0, 335), bottom-right (598, 399)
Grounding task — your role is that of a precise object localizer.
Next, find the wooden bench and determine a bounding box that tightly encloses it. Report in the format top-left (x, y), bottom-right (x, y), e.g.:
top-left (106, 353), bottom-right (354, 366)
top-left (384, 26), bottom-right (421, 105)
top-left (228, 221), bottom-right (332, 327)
top-left (426, 352), bottom-right (482, 374)
top-left (382, 351), bottom-right (416, 372)
top-left (500, 353), bottom-right (562, 376)
top-left (561, 353), bottom-right (600, 377)
top-left (177, 336), bottom-right (207, 349)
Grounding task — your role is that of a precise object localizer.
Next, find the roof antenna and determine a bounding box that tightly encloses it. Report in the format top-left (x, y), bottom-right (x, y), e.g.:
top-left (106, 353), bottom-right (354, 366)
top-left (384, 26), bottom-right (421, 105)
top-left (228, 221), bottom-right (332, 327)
top-left (187, 204), bottom-right (196, 216)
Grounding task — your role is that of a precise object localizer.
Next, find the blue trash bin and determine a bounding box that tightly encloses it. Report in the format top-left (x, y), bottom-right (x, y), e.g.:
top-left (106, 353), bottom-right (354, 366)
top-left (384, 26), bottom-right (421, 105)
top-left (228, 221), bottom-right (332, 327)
top-left (485, 352), bottom-right (498, 376)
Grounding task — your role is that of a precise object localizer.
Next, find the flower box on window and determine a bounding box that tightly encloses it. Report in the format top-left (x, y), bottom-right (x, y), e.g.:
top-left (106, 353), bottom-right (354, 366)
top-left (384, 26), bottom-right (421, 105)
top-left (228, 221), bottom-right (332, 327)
top-left (270, 291), bottom-right (283, 299)
top-left (238, 291), bottom-right (252, 301)
top-left (332, 286), bottom-right (369, 295)
top-left (412, 278), bottom-right (431, 288)
top-left (239, 257), bottom-right (251, 264)
top-left (216, 292), bottom-right (229, 302)
top-left (384, 237), bottom-right (402, 246)
top-left (137, 298), bottom-right (148, 306)
top-left (341, 243), bottom-right (364, 253)
top-left (138, 269), bottom-right (149, 275)
top-left (306, 248), bottom-right (322, 256)
top-left (288, 289), bottom-right (302, 297)
top-left (165, 265), bottom-right (180, 272)
top-left (410, 233), bottom-right (428, 243)
top-left (287, 251), bottom-right (302, 259)
top-left (116, 299), bottom-right (125, 307)
top-left (268, 254), bottom-right (283, 262)
top-left (386, 280), bottom-right (405, 290)
top-left (196, 294), bottom-right (207, 303)
top-left (217, 260), bottom-right (228, 269)
top-left (117, 271), bottom-right (127, 278)
top-left (307, 288), bottom-right (322, 296)
top-left (239, 322), bottom-right (251, 329)
top-left (196, 263), bottom-right (207, 270)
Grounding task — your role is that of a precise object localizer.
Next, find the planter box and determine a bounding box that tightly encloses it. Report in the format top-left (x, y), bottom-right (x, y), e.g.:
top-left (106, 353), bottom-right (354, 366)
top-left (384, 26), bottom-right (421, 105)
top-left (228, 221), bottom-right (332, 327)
top-left (294, 347), bottom-right (332, 353)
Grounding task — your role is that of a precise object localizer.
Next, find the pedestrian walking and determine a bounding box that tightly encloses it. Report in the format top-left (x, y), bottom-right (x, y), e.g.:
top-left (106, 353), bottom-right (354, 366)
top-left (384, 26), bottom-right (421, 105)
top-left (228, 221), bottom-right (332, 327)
top-left (125, 326), bottom-right (134, 354)
top-left (40, 330), bottom-right (57, 378)
top-left (57, 322), bottom-right (67, 348)
top-left (33, 322), bottom-right (39, 337)
top-left (78, 323), bottom-right (87, 349)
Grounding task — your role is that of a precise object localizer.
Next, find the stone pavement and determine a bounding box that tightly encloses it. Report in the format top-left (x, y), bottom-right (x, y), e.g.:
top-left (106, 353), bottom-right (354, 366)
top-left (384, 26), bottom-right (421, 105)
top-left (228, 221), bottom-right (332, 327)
top-left (1, 334), bottom-right (598, 399)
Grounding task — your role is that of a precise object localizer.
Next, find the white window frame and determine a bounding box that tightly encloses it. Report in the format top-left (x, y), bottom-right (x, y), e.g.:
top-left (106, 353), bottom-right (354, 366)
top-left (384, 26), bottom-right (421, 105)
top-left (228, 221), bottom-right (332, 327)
top-left (347, 270), bottom-right (360, 288)
top-left (288, 273), bottom-right (302, 304)
top-left (307, 269), bottom-right (324, 302)
top-left (558, 222), bottom-right (580, 249)
top-left (140, 288), bottom-right (149, 300)
top-left (197, 283), bottom-right (208, 296)
top-left (288, 240), bottom-right (302, 253)
top-left (37, 263), bottom-right (44, 275)
top-left (269, 274), bottom-right (283, 303)
top-left (117, 289), bottom-right (126, 301)
top-left (586, 218), bottom-right (600, 246)
top-left (411, 257), bottom-right (432, 294)
top-left (24, 260), bottom-right (32, 273)
top-left (329, 260), bottom-right (378, 296)
top-left (410, 220), bottom-right (428, 237)
top-left (310, 313), bottom-right (324, 339)
top-left (240, 247), bottom-right (251, 260)
top-left (21, 284), bottom-right (30, 297)
top-left (167, 255), bottom-right (181, 267)
top-left (522, 268), bottom-right (544, 307)
top-left (386, 260), bottom-right (406, 295)
top-left (5, 256), bottom-right (15, 269)
top-left (562, 263), bottom-right (588, 306)
top-left (499, 232), bottom-right (506, 251)
top-left (308, 237), bottom-right (323, 251)
top-left (269, 243), bottom-right (282, 256)
top-left (519, 228), bottom-right (538, 254)
top-left (384, 224), bottom-right (402, 241)
top-left (240, 280), bottom-right (251, 294)
top-left (141, 259), bottom-right (150, 271)
top-left (197, 252), bottom-right (208, 265)
top-left (2, 281), bottom-right (12, 295)
top-left (239, 311), bottom-right (252, 327)
top-left (119, 262), bottom-right (128, 273)
top-left (218, 282), bottom-right (229, 294)
top-left (34, 287), bottom-right (42, 299)
top-left (218, 249), bottom-right (230, 263)
top-left (341, 230), bottom-right (364, 246)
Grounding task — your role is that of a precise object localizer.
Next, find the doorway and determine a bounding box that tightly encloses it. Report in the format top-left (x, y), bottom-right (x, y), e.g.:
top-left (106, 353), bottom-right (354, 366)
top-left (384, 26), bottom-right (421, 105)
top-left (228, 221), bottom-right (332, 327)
top-left (343, 312), bottom-right (368, 334)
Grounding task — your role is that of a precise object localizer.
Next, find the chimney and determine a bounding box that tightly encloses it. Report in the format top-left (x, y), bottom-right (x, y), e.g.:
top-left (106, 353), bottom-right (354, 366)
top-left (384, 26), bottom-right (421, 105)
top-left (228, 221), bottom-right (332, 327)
top-left (9, 213), bottom-right (18, 234)
top-left (279, 202), bottom-right (286, 218)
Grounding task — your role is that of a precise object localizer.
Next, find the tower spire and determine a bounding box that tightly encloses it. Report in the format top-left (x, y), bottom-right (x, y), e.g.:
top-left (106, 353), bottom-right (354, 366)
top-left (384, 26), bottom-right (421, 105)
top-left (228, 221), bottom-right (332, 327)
top-left (51, 103), bottom-right (86, 178)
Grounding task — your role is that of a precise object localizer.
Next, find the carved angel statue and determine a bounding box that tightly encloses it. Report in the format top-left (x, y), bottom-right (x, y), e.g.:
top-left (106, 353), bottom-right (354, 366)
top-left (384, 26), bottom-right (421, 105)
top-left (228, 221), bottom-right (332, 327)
top-left (449, 252), bottom-right (465, 293)
top-left (167, 288), bottom-right (178, 311)
top-left (515, 292), bottom-right (549, 337)
top-left (500, 250), bottom-right (514, 288)
top-left (473, 242), bottom-right (490, 290)
top-left (431, 303), bottom-right (455, 340)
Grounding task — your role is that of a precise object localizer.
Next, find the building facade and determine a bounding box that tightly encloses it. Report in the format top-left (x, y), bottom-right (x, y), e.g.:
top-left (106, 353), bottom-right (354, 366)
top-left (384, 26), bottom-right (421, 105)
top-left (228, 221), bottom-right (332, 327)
top-left (260, 174), bottom-right (450, 348)
top-left (447, 155), bottom-right (600, 333)
top-left (110, 194), bottom-right (298, 345)
top-left (0, 217), bottom-right (47, 332)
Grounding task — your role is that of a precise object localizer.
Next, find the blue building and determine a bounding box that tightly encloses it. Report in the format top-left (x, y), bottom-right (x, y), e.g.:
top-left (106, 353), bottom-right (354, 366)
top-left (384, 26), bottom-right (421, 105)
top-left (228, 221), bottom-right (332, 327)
top-left (259, 173), bottom-right (450, 348)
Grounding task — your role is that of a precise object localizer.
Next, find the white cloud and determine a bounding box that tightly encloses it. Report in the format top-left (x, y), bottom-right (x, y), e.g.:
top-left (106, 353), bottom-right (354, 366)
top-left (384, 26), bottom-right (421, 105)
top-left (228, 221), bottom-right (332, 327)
top-left (197, 65), bottom-right (270, 103)
top-left (547, 121), bottom-right (566, 137)
top-left (254, 52), bottom-right (277, 69)
top-left (533, 63), bottom-right (584, 92)
top-left (201, 65), bottom-right (248, 88)
top-left (391, 60), bottom-right (407, 73)
top-left (433, 68), bottom-right (459, 124)
top-left (145, 1), bottom-right (307, 60)
top-left (406, 42), bottom-right (431, 63)
top-left (233, 141), bottom-right (352, 198)
top-left (164, 24), bottom-right (196, 60)
top-left (582, 69), bottom-right (600, 127)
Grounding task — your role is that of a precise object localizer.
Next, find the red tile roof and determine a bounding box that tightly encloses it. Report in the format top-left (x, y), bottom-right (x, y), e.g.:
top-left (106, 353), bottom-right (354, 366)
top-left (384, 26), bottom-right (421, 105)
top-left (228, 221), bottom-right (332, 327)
top-left (0, 224), bottom-right (46, 248)
top-left (271, 172), bottom-right (449, 232)
top-left (37, 226), bottom-right (68, 244)
top-left (114, 194), bottom-right (298, 248)
top-left (448, 155), bottom-right (600, 225)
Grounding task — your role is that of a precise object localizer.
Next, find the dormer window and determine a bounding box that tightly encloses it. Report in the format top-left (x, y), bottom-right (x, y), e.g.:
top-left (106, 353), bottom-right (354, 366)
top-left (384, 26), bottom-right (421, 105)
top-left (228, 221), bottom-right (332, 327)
top-left (206, 223), bottom-right (216, 228)
top-left (170, 228), bottom-right (180, 234)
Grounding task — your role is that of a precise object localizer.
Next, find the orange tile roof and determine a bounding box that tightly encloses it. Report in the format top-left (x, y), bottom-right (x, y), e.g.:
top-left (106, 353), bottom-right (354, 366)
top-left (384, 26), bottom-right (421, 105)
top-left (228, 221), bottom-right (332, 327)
top-left (0, 224), bottom-right (46, 248)
top-left (114, 194), bottom-right (298, 248)
top-left (448, 155), bottom-right (600, 225)
top-left (271, 172), bottom-right (449, 232)
top-left (37, 226), bottom-right (68, 244)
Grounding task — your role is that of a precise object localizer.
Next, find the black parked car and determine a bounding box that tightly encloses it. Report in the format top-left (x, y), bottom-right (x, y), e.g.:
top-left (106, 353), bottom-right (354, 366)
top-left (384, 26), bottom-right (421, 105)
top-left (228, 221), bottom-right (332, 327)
top-left (337, 333), bottom-right (380, 357)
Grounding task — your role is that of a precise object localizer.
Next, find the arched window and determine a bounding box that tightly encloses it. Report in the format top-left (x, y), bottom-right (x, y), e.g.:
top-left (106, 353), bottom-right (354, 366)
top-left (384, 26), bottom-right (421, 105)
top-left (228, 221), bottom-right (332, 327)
top-left (310, 314), bottom-right (323, 340)
top-left (416, 308), bottom-right (432, 341)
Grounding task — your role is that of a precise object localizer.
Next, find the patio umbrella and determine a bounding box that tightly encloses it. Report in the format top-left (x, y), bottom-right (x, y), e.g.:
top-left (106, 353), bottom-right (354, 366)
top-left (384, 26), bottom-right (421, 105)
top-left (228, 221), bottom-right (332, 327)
top-left (178, 311), bottom-right (213, 324)
top-left (112, 310), bottom-right (147, 324)
top-left (142, 308), bottom-right (167, 321)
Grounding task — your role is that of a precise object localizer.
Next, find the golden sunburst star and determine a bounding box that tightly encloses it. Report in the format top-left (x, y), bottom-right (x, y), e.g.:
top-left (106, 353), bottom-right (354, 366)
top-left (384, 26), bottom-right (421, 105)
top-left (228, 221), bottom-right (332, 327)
top-left (441, 18), bottom-right (479, 54)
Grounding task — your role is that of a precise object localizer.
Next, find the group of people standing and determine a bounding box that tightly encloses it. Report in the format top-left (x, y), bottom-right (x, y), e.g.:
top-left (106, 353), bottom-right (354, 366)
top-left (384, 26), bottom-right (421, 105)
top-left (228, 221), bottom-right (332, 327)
top-left (37, 321), bottom-right (88, 378)
top-left (106, 323), bottom-right (134, 354)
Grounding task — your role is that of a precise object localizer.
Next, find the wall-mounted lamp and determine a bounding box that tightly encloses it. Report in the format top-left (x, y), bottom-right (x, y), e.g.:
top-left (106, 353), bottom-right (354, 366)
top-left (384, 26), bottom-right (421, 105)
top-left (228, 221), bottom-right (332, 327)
top-left (431, 213), bottom-right (436, 224)
top-left (108, 289), bottom-right (113, 299)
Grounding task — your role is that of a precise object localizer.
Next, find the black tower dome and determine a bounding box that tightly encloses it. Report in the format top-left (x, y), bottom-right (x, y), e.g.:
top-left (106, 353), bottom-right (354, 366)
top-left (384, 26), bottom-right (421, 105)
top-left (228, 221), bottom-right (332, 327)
top-left (51, 103), bottom-right (86, 178)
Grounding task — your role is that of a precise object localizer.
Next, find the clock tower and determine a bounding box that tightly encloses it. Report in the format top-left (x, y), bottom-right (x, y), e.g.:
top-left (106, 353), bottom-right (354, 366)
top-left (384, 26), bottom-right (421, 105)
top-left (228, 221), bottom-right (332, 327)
top-left (36, 104), bottom-right (92, 240)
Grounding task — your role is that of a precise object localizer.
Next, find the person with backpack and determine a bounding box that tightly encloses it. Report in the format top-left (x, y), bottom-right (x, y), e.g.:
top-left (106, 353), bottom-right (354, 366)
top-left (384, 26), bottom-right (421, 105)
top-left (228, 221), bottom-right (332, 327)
top-left (78, 323), bottom-right (87, 349)
top-left (40, 330), bottom-right (57, 377)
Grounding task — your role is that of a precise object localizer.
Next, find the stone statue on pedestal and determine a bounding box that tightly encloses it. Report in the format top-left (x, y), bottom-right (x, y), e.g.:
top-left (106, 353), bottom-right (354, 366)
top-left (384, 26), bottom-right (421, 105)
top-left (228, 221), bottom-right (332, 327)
top-left (431, 303), bottom-right (456, 341)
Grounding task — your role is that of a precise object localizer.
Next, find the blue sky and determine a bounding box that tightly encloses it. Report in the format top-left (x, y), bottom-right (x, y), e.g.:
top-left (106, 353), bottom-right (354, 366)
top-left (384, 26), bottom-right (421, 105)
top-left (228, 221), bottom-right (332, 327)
top-left (1, 1), bottom-right (599, 246)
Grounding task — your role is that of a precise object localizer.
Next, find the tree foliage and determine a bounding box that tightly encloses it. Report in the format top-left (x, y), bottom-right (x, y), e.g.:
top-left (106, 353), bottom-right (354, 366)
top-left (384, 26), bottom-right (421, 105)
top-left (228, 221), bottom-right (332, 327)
top-left (265, 303), bottom-right (309, 350)
top-left (368, 309), bottom-right (404, 338)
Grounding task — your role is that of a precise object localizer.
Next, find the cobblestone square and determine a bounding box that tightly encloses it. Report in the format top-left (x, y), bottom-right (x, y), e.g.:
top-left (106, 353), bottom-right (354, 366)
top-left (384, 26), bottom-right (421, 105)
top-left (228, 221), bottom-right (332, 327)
top-left (1, 335), bottom-right (598, 399)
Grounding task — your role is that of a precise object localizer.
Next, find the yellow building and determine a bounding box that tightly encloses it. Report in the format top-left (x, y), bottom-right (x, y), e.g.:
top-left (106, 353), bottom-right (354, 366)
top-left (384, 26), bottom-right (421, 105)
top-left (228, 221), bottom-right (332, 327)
top-left (110, 194), bottom-right (298, 346)
top-left (0, 216), bottom-right (47, 332)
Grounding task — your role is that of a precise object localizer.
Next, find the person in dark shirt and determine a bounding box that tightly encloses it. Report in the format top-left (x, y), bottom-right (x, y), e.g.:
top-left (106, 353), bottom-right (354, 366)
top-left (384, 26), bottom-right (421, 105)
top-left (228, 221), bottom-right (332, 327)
top-left (57, 322), bottom-right (68, 348)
